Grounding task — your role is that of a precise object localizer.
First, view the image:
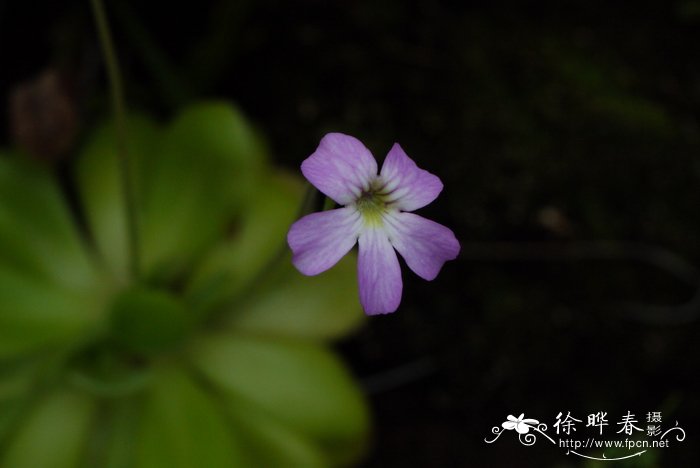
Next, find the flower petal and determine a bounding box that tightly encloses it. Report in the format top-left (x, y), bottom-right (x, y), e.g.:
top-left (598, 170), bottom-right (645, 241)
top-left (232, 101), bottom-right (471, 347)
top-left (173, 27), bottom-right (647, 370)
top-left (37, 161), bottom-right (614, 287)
top-left (301, 133), bottom-right (378, 205)
top-left (515, 423), bottom-right (530, 434)
top-left (385, 212), bottom-right (460, 281)
top-left (357, 227), bottom-right (402, 315)
top-left (502, 422), bottom-right (517, 430)
top-left (379, 143), bottom-right (443, 212)
top-left (288, 207), bottom-right (362, 276)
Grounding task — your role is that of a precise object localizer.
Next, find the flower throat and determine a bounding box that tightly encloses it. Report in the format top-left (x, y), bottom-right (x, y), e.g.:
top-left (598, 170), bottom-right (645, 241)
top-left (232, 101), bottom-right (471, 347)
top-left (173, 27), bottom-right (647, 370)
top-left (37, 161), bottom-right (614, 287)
top-left (355, 179), bottom-right (390, 224)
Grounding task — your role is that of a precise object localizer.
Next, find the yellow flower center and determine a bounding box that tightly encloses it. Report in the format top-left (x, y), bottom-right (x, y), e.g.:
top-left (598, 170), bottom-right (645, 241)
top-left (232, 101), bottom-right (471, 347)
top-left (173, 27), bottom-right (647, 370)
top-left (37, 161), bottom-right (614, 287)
top-left (354, 179), bottom-right (392, 226)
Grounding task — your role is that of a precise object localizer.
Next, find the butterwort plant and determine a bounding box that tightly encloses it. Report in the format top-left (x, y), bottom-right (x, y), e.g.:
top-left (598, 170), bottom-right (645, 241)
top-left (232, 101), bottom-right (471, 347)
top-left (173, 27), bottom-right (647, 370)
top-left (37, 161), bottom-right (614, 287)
top-left (288, 133), bottom-right (460, 315)
top-left (0, 103), bottom-right (370, 467)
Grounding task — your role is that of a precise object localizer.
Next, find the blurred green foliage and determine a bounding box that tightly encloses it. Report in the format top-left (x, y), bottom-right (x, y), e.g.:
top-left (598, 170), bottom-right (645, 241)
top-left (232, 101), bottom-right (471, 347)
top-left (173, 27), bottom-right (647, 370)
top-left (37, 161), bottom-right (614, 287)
top-left (0, 102), bottom-right (368, 467)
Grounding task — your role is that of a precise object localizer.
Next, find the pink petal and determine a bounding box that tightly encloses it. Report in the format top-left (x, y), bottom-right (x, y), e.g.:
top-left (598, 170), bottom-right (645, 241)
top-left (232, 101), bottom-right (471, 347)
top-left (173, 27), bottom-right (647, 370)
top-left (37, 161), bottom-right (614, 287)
top-left (301, 133), bottom-right (378, 205)
top-left (357, 227), bottom-right (402, 315)
top-left (379, 143), bottom-right (443, 212)
top-left (287, 207), bottom-right (362, 276)
top-left (385, 212), bottom-right (460, 281)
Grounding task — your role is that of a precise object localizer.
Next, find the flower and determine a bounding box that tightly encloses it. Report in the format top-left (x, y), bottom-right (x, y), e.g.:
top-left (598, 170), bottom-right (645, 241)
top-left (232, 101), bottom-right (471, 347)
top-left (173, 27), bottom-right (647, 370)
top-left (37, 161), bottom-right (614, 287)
top-left (502, 414), bottom-right (540, 434)
top-left (287, 133), bottom-right (460, 315)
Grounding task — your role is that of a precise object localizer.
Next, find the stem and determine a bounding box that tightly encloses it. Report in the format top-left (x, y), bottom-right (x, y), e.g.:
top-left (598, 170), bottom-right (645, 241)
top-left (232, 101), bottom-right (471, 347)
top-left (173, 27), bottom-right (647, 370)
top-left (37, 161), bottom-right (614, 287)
top-left (112, 0), bottom-right (191, 109)
top-left (89, 0), bottom-right (140, 279)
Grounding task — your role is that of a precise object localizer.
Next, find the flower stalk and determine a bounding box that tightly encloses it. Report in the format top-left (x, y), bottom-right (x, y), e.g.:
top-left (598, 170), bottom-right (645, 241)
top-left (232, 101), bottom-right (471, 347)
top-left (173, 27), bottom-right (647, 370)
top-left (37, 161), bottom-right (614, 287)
top-left (89, 0), bottom-right (140, 279)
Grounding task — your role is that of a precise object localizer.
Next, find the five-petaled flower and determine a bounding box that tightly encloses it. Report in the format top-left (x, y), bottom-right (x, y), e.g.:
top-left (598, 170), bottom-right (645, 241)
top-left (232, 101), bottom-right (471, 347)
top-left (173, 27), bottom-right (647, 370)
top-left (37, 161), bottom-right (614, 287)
top-left (287, 133), bottom-right (460, 315)
top-left (502, 414), bottom-right (540, 434)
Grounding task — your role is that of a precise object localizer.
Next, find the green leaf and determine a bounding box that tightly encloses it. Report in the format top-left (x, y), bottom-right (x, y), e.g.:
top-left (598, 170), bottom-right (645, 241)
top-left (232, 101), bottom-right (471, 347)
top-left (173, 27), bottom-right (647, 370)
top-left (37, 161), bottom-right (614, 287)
top-left (187, 171), bottom-right (303, 308)
top-left (0, 358), bottom-right (42, 442)
top-left (189, 334), bottom-right (370, 465)
top-left (134, 365), bottom-right (245, 468)
top-left (75, 114), bottom-right (160, 282)
top-left (223, 253), bottom-right (364, 340)
top-left (160, 101), bottom-right (268, 204)
top-left (225, 398), bottom-right (326, 468)
top-left (109, 287), bottom-right (189, 354)
top-left (75, 102), bottom-right (267, 284)
top-left (80, 397), bottom-right (140, 468)
top-left (189, 171), bottom-right (365, 338)
top-left (0, 265), bottom-right (104, 358)
top-left (0, 157), bottom-right (100, 291)
top-left (139, 102), bottom-right (267, 282)
top-left (2, 387), bottom-right (95, 468)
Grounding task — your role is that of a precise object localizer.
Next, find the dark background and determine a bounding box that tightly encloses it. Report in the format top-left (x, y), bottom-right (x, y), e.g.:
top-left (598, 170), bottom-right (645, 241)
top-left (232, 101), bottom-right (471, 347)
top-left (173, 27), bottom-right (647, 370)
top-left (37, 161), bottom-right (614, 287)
top-left (2, 0), bottom-right (700, 466)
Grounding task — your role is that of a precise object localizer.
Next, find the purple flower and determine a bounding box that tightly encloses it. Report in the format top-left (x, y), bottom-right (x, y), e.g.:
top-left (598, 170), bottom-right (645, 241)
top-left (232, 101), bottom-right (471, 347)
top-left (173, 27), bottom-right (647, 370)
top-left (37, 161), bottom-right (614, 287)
top-left (287, 133), bottom-right (460, 315)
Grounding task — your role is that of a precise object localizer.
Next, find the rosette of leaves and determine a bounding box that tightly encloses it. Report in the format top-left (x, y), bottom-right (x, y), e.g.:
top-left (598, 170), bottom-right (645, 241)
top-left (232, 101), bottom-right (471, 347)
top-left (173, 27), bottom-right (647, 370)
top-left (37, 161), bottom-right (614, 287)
top-left (0, 102), bottom-right (369, 467)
